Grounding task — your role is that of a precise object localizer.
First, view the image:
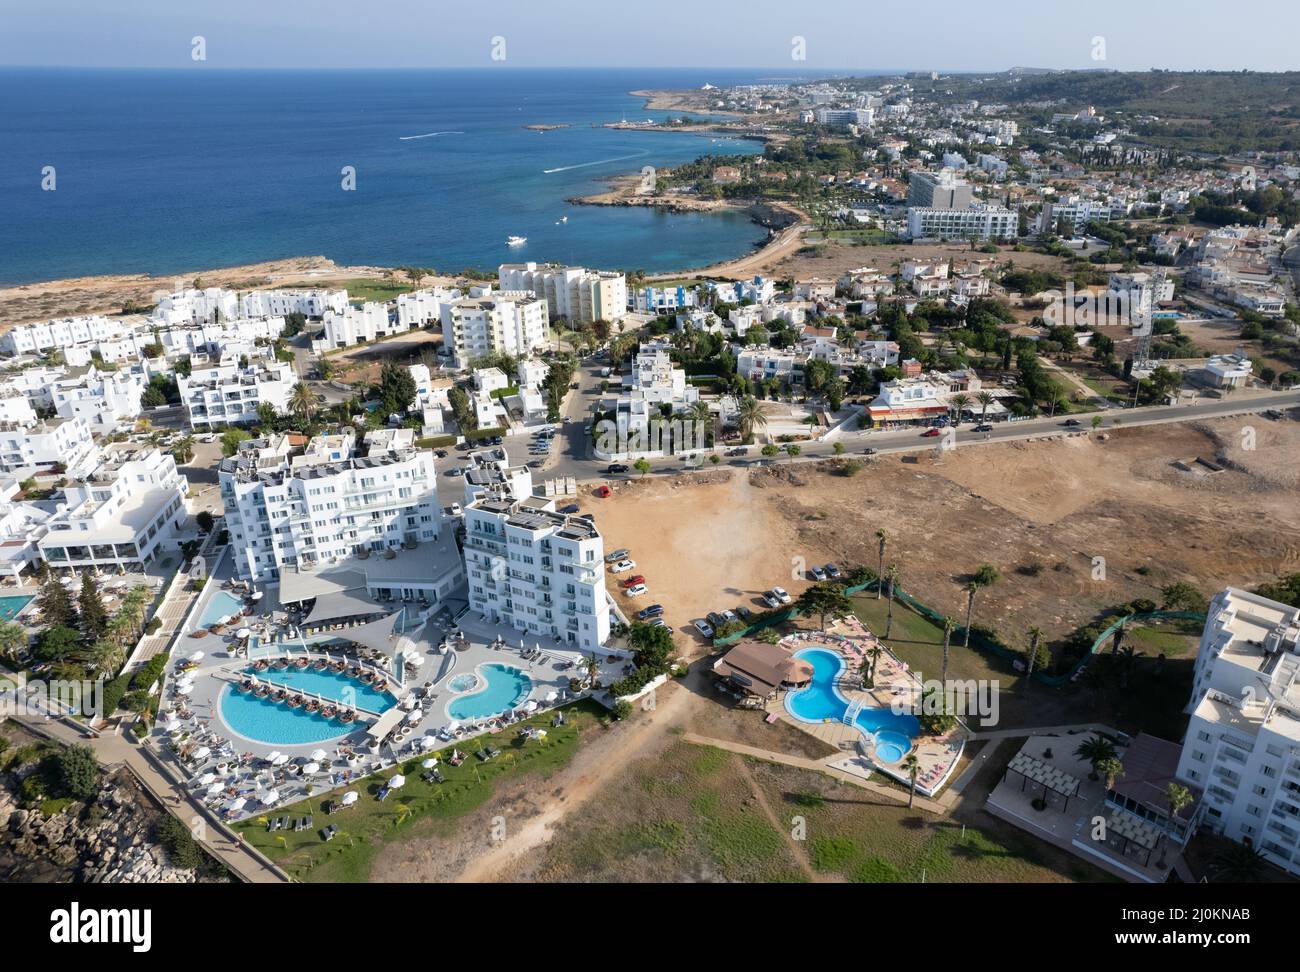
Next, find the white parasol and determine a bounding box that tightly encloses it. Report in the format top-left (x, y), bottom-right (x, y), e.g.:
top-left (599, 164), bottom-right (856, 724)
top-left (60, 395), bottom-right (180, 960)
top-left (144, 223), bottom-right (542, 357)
top-left (341, 790), bottom-right (359, 806)
top-left (303, 762), bottom-right (321, 775)
top-left (389, 774), bottom-right (406, 789)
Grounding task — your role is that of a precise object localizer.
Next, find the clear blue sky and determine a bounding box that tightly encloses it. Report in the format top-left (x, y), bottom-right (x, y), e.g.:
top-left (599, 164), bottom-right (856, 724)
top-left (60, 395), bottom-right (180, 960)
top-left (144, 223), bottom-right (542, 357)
top-left (1, 0), bottom-right (1296, 72)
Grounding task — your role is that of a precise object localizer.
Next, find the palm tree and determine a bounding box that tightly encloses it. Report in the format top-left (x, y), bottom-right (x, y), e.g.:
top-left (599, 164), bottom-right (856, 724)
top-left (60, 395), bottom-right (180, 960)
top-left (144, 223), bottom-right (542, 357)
top-left (976, 390), bottom-right (995, 425)
top-left (736, 396), bottom-right (767, 443)
top-left (902, 751), bottom-right (921, 807)
top-left (884, 564), bottom-right (899, 639)
top-left (1074, 734), bottom-right (1117, 780)
top-left (863, 642), bottom-right (883, 688)
top-left (1210, 841), bottom-right (1267, 882)
top-left (1096, 756), bottom-right (1125, 791)
top-left (874, 529), bottom-right (888, 599)
top-left (0, 621), bottom-right (27, 664)
top-left (949, 393), bottom-right (970, 427)
top-left (962, 564), bottom-right (1000, 648)
top-left (1024, 626), bottom-right (1044, 687)
top-left (941, 617), bottom-right (957, 686)
top-left (1158, 782), bottom-right (1193, 866)
top-left (290, 381), bottom-right (322, 424)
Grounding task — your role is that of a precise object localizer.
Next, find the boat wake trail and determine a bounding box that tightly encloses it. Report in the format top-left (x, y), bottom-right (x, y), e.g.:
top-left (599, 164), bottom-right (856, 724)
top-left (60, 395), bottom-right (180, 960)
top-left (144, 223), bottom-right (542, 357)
top-left (398, 131), bottom-right (466, 141)
top-left (542, 150), bottom-right (649, 174)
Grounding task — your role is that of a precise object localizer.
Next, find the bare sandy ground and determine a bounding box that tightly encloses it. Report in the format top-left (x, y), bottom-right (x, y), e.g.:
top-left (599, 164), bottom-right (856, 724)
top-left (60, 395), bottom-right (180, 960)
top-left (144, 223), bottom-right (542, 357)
top-left (0, 256), bottom-right (391, 328)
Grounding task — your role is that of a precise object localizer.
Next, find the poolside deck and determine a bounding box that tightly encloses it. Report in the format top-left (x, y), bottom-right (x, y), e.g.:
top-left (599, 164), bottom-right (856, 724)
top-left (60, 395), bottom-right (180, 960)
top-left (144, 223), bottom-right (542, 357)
top-left (763, 616), bottom-right (965, 797)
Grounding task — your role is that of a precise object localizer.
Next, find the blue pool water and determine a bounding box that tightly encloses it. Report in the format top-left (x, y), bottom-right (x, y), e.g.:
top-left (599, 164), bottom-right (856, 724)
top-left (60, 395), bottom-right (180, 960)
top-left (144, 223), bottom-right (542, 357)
top-left (785, 648), bottom-right (919, 761)
top-left (198, 591), bottom-right (245, 628)
top-left (448, 673), bottom-right (479, 693)
top-left (0, 594), bottom-right (34, 622)
top-left (447, 664), bottom-right (531, 721)
top-left (219, 668), bottom-right (397, 746)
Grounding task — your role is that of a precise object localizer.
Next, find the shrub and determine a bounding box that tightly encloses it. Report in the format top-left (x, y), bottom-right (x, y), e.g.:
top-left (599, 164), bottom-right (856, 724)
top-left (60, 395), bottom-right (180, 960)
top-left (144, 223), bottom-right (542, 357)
top-left (53, 745), bottom-right (100, 800)
top-left (156, 815), bottom-right (205, 870)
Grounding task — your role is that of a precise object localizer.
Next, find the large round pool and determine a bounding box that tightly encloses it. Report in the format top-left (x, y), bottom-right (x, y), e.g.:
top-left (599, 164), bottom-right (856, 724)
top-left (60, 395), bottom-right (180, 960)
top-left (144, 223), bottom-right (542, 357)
top-left (219, 668), bottom-right (397, 746)
top-left (447, 664), bottom-right (531, 721)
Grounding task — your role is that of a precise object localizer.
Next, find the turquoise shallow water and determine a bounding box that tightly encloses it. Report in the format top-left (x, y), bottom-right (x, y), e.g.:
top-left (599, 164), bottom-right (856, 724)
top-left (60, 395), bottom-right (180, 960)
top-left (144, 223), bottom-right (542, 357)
top-left (0, 594), bottom-right (33, 622)
top-left (219, 668), bottom-right (396, 746)
top-left (0, 67), bottom-right (778, 284)
top-left (198, 591), bottom-right (245, 628)
top-left (448, 664), bottom-right (531, 721)
top-left (785, 647), bottom-right (920, 757)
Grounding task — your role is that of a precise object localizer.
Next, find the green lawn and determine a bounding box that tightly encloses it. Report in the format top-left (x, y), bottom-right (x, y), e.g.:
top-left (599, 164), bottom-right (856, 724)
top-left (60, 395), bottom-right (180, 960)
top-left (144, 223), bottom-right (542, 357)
top-left (319, 278), bottom-right (416, 304)
top-left (1128, 619), bottom-right (1201, 658)
top-left (233, 700), bottom-right (608, 882)
top-left (534, 740), bottom-right (1103, 882)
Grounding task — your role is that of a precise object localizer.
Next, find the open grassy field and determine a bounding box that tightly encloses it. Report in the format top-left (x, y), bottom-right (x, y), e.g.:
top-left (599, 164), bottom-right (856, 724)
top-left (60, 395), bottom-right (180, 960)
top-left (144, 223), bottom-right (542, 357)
top-left (528, 738), bottom-right (1106, 882)
top-left (333, 277), bottom-right (417, 304)
top-left (233, 700), bottom-right (607, 882)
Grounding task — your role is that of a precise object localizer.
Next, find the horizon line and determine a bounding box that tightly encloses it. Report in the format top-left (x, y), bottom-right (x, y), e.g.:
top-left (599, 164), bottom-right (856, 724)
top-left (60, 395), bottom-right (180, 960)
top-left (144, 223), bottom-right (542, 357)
top-left (0, 63), bottom-right (1279, 74)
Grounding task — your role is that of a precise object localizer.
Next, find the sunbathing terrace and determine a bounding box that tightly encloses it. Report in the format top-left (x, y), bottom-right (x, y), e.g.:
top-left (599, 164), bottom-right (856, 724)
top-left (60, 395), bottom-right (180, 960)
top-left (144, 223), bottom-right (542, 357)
top-left (736, 616), bottom-right (965, 797)
top-left (985, 731), bottom-right (1198, 883)
top-left (153, 563), bottom-right (630, 821)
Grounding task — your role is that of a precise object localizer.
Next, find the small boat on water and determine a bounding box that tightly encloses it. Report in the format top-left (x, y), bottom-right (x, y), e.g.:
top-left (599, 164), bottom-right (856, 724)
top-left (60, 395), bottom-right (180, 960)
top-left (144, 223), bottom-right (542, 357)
top-left (506, 235), bottom-right (527, 246)
top-left (555, 216), bottom-right (568, 225)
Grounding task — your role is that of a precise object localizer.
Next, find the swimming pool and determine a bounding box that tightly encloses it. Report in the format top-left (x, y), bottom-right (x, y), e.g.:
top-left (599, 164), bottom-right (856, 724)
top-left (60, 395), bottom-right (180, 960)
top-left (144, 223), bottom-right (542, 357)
top-left (447, 664), bottom-right (531, 721)
top-left (0, 594), bottom-right (34, 622)
top-left (785, 647), bottom-right (919, 762)
top-left (198, 590), bottom-right (245, 629)
top-left (219, 668), bottom-right (397, 746)
top-left (448, 672), bottom-right (480, 694)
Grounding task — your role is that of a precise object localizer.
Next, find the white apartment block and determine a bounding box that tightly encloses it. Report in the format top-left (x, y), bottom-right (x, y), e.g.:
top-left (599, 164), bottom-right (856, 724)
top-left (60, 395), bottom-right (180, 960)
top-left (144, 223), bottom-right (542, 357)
top-left (177, 353), bottom-right (296, 429)
top-left (440, 292), bottom-right (549, 368)
top-left (151, 288), bottom-right (241, 326)
top-left (1107, 272), bottom-right (1174, 314)
top-left (0, 315), bottom-right (138, 358)
top-left (498, 263), bottom-right (627, 324)
top-left (158, 316), bottom-right (286, 357)
top-left (1175, 588), bottom-right (1300, 875)
top-left (1043, 196), bottom-right (1126, 234)
top-left (907, 169), bottom-right (973, 209)
top-left (907, 205), bottom-right (1017, 241)
top-left (0, 415), bottom-right (98, 476)
top-left (463, 495), bottom-right (611, 651)
top-left (396, 288), bottom-right (458, 329)
top-left (50, 367), bottom-right (148, 433)
top-left (629, 284), bottom-right (698, 315)
top-left (408, 364), bottom-right (450, 436)
top-left (602, 340), bottom-right (700, 458)
top-left (321, 302), bottom-right (394, 349)
top-left (38, 446), bottom-right (190, 572)
top-left (241, 289), bottom-right (348, 319)
top-left (219, 433), bottom-right (448, 584)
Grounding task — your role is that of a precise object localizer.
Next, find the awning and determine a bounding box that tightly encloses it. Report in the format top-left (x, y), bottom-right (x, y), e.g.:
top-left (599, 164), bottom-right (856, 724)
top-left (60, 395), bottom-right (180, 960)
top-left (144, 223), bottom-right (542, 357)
top-left (337, 611), bottom-right (405, 657)
top-left (366, 706), bottom-right (406, 740)
top-left (305, 588), bottom-right (386, 627)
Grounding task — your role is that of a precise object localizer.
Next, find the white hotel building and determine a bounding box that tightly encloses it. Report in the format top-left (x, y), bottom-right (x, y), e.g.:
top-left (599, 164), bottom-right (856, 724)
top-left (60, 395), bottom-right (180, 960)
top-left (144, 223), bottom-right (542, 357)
top-left (219, 432), bottom-right (452, 588)
top-left (0, 315), bottom-right (139, 357)
top-left (439, 292), bottom-right (549, 368)
top-left (177, 353), bottom-right (296, 429)
top-left (463, 495), bottom-right (611, 651)
top-left (158, 316), bottom-right (287, 357)
top-left (320, 302), bottom-right (395, 349)
top-left (0, 415), bottom-right (98, 477)
top-left (151, 288), bottom-right (241, 326)
top-left (38, 446), bottom-right (190, 572)
top-left (498, 263), bottom-right (627, 325)
top-left (907, 204), bottom-right (1018, 241)
top-left (396, 288), bottom-right (458, 329)
top-left (1175, 588), bottom-right (1300, 875)
top-left (49, 367), bottom-right (148, 434)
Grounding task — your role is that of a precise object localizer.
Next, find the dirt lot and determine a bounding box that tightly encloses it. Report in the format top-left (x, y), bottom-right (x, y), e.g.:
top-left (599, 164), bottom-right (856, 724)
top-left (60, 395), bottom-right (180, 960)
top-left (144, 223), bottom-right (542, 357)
top-left (592, 419), bottom-right (1300, 649)
top-left (0, 256), bottom-right (396, 328)
top-left (763, 239), bottom-right (1069, 283)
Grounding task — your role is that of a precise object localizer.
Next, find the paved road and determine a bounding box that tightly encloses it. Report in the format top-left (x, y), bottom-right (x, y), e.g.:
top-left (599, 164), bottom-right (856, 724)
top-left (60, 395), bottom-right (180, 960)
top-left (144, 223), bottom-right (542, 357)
top-left (531, 387), bottom-right (1300, 488)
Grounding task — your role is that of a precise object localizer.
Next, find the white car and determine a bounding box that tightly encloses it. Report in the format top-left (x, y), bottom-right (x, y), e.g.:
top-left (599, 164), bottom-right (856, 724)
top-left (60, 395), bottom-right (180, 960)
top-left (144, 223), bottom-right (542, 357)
top-left (772, 586), bottom-right (792, 605)
top-left (610, 559), bottom-right (636, 573)
top-left (692, 619), bottom-right (715, 638)
top-left (624, 583), bottom-right (648, 597)
top-left (447, 503), bottom-right (462, 516)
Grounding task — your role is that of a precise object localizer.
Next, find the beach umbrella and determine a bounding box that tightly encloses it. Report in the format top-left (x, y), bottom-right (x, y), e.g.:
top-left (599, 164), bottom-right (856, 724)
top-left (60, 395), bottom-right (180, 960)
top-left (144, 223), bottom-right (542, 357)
top-left (266, 751), bottom-right (282, 763)
top-left (421, 757), bottom-right (438, 769)
top-left (303, 762), bottom-right (321, 775)
top-left (522, 699), bottom-right (538, 712)
top-left (192, 746), bottom-right (211, 761)
top-left (341, 790), bottom-right (359, 806)
top-left (389, 774), bottom-right (406, 789)
top-left (175, 682), bottom-right (193, 696)
top-left (260, 789), bottom-right (279, 805)
top-left (445, 720), bottom-right (460, 732)
top-left (229, 797), bottom-right (247, 812)
top-left (206, 783), bottom-right (225, 798)
top-left (310, 749), bottom-right (328, 762)
top-left (252, 591), bottom-right (264, 601)
top-left (198, 772), bottom-right (217, 785)
top-left (545, 691), bottom-right (558, 703)
top-left (236, 628), bottom-right (251, 639)
top-left (188, 650), bottom-right (205, 662)
top-left (271, 753), bottom-right (290, 767)
top-left (406, 709), bottom-right (422, 723)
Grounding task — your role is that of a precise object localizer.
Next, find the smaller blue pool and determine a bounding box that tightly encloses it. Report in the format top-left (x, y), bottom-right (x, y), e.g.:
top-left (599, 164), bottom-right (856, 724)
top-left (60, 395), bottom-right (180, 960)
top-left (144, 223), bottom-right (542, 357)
top-left (0, 594), bottom-right (34, 622)
top-left (448, 673), bottom-right (480, 693)
top-left (448, 664), bottom-right (531, 721)
top-left (198, 590), bottom-right (245, 629)
top-left (873, 730), bottom-right (912, 764)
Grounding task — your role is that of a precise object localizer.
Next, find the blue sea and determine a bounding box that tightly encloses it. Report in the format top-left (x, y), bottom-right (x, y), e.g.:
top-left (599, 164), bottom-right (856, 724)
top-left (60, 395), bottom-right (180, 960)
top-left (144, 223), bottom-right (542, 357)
top-left (0, 68), bottom-right (804, 285)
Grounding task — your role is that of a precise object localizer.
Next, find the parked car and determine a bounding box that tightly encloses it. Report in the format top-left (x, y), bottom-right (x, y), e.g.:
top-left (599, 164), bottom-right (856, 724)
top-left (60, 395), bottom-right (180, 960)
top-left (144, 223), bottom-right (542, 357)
top-left (611, 559), bottom-right (636, 573)
top-left (624, 583), bottom-right (648, 597)
top-left (726, 447), bottom-right (748, 457)
top-left (772, 586), bottom-right (792, 605)
top-left (621, 575), bottom-right (646, 588)
top-left (762, 590), bottom-right (782, 609)
top-left (446, 467), bottom-right (464, 476)
top-left (706, 611), bottom-right (727, 629)
top-left (862, 447), bottom-right (878, 455)
top-left (447, 503), bottom-right (462, 516)
top-left (692, 619), bottom-right (715, 639)
top-left (528, 460), bottom-right (544, 468)
top-left (559, 503), bottom-right (580, 514)
top-left (809, 565), bottom-right (828, 582)
top-left (605, 463), bottom-right (629, 474)
top-left (605, 548), bottom-right (630, 563)
top-left (824, 563), bottom-right (842, 580)
top-left (638, 604), bottom-right (665, 619)
top-left (649, 620), bottom-right (673, 632)
top-left (594, 485), bottom-right (612, 498)
top-left (734, 605), bottom-right (753, 620)
top-left (721, 609), bottom-right (739, 625)
top-left (973, 423), bottom-right (993, 433)
top-left (921, 428), bottom-right (943, 438)
top-left (1062, 418), bottom-right (1082, 428)
top-left (434, 449), bottom-right (448, 458)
